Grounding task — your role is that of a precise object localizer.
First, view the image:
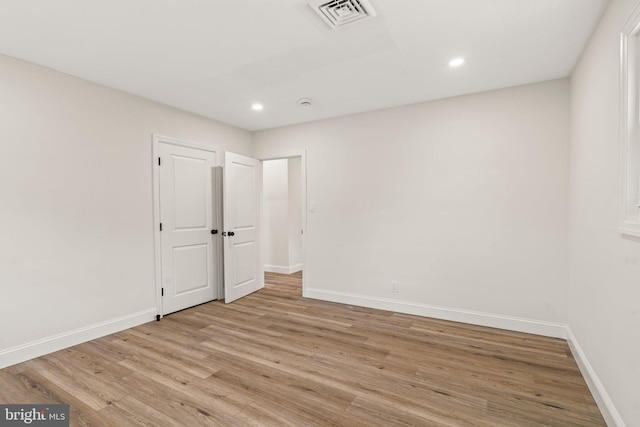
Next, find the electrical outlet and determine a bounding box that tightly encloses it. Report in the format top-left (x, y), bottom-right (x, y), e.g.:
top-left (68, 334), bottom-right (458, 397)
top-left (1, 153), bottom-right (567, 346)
top-left (391, 280), bottom-right (399, 293)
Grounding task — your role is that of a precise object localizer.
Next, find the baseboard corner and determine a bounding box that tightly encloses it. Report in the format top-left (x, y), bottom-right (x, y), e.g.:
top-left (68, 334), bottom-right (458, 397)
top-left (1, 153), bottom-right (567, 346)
top-left (566, 328), bottom-right (626, 427)
top-left (265, 264), bottom-right (303, 274)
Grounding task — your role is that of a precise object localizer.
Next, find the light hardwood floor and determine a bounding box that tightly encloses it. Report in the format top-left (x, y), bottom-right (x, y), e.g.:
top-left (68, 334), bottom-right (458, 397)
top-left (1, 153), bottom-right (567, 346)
top-left (0, 272), bottom-right (605, 426)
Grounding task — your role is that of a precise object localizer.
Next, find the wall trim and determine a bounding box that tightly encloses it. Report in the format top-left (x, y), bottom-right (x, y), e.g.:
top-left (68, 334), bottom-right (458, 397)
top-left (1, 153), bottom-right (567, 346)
top-left (567, 328), bottom-right (626, 427)
top-left (618, 5), bottom-right (640, 238)
top-left (264, 263), bottom-right (303, 274)
top-left (0, 308), bottom-right (156, 369)
top-left (1, 294), bottom-right (622, 426)
top-left (304, 287), bottom-right (567, 339)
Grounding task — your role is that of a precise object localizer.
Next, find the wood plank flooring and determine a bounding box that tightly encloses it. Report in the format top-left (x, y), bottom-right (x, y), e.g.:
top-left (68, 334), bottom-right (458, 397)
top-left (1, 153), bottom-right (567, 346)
top-left (0, 272), bottom-right (605, 426)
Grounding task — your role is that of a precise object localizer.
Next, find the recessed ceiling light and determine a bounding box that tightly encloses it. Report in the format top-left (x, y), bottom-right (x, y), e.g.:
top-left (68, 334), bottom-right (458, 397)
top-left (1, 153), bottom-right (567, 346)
top-left (251, 103), bottom-right (264, 111)
top-left (449, 58), bottom-right (465, 67)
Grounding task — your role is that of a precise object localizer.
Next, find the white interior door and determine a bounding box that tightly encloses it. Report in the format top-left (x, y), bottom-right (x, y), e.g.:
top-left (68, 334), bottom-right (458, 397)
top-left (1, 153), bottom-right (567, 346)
top-left (223, 152), bottom-right (263, 303)
top-left (158, 141), bottom-right (219, 315)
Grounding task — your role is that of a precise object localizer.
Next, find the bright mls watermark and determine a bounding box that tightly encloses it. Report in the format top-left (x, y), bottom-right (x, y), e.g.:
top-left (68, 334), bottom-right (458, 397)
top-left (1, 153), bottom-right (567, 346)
top-left (0, 405), bottom-right (69, 426)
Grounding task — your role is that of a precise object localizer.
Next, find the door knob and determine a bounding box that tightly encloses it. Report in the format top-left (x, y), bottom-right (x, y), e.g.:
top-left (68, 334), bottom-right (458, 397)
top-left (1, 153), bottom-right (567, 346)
top-left (211, 229), bottom-right (218, 235)
top-left (228, 231), bottom-right (235, 237)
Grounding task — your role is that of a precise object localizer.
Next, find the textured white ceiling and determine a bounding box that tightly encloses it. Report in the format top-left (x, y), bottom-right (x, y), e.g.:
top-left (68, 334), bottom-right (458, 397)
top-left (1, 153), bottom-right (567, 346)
top-left (0, 0), bottom-right (607, 131)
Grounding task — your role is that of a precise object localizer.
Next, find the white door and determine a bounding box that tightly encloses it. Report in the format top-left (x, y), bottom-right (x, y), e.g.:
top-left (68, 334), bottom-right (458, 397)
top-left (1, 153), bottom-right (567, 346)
top-left (158, 142), bottom-right (219, 315)
top-left (223, 152), bottom-right (264, 303)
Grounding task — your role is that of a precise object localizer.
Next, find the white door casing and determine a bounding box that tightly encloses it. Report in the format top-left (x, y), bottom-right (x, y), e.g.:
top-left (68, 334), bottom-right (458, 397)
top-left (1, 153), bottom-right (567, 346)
top-left (155, 137), bottom-right (220, 315)
top-left (223, 152), bottom-right (264, 303)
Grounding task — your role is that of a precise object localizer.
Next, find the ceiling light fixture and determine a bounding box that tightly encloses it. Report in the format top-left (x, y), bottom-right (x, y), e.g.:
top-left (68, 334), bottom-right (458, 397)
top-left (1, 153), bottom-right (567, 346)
top-left (449, 58), bottom-right (465, 67)
top-left (251, 103), bottom-right (264, 111)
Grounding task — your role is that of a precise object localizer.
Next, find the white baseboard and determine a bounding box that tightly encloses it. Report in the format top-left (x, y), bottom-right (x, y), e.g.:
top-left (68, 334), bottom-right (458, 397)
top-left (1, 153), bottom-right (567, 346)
top-left (303, 287), bottom-right (567, 339)
top-left (265, 263), bottom-right (303, 274)
top-left (567, 328), bottom-right (626, 427)
top-left (0, 308), bottom-right (157, 369)
top-left (0, 290), bottom-right (623, 427)
top-left (303, 288), bottom-right (626, 424)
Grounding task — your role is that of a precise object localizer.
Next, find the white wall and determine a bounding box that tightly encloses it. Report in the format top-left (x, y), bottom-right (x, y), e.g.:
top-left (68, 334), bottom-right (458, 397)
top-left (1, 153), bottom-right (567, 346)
top-left (0, 54), bottom-right (252, 366)
top-left (262, 158), bottom-right (303, 274)
top-left (569, 0), bottom-right (640, 425)
top-left (254, 79), bottom-right (570, 334)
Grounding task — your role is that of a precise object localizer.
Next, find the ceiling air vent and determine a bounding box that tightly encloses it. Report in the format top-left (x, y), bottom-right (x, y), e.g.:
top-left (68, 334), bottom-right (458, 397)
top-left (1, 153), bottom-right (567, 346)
top-left (308, 0), bottom-right (377, 29)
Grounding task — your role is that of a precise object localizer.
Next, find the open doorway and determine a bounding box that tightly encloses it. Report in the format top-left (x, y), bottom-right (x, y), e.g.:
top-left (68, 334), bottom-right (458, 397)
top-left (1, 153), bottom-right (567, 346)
top-left (262, 157), bottom-right (303, 275)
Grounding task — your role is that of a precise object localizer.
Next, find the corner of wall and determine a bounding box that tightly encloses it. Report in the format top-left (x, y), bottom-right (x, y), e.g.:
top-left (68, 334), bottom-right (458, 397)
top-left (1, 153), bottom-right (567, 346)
top-left (566, 328), bottom-right (627, 427)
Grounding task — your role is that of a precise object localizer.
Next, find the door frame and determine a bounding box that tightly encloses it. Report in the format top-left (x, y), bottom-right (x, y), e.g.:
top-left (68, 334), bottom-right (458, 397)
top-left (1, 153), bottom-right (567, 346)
top-left (258, 150), bottom-right (308, 295)
top-left (152, 134), bottom-right (223, 319)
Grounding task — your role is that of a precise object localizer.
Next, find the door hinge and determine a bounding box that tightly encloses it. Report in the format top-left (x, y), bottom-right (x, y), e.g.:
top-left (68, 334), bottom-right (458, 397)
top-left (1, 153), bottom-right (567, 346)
top-left (158, 157), bottom-right (161, 166)
top-left (160, 223), bottom-right (163, 231)
top-left (161, 288), bottom-right (164, 296)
